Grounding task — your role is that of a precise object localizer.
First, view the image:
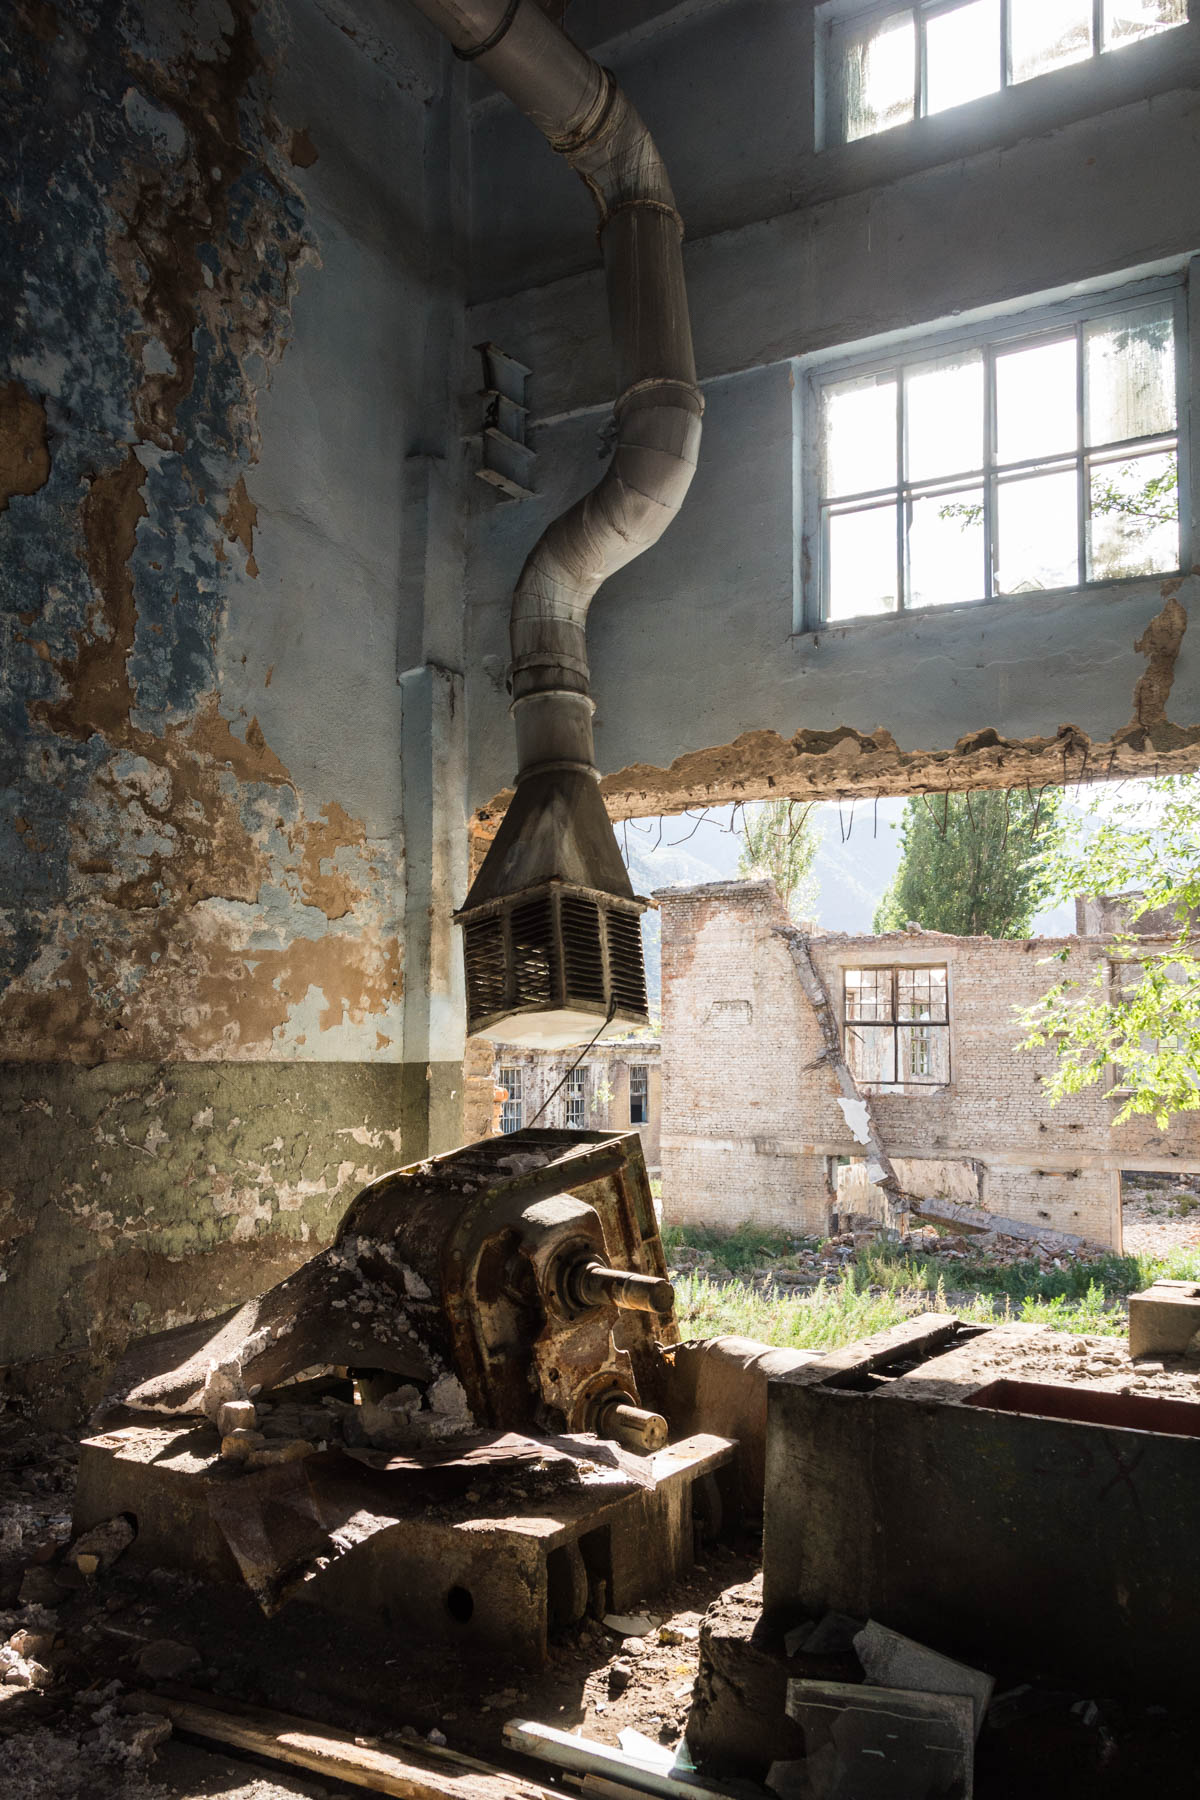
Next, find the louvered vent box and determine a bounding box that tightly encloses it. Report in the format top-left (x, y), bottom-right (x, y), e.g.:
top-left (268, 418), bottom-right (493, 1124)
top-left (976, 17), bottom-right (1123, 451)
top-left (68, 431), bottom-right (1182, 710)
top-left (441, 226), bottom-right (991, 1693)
top-left (459, 879), bottom-right (648, 1047)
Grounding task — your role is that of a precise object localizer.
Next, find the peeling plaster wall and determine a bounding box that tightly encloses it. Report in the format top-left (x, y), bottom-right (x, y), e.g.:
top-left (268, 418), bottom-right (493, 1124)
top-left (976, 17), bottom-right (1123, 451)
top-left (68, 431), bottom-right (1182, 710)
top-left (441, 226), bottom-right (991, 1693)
top-left (463, 0), bottom-right (1200, 820)
top-left (0, 0), bottom-right (465, 1399)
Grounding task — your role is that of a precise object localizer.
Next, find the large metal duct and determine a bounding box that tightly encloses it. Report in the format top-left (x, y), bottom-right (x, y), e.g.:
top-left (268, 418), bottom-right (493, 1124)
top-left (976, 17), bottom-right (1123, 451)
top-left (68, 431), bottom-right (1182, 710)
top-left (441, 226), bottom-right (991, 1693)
top-left (419, 0), bottom-right (703, 1048)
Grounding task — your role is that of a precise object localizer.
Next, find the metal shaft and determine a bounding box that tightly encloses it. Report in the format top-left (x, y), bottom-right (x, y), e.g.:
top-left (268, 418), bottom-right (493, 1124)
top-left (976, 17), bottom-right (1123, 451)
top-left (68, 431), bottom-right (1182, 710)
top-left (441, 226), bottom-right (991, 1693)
top-left (595, 1394), bottom-right (669, 1454)
top-left (572, 1258), bottom-right (674, 1315)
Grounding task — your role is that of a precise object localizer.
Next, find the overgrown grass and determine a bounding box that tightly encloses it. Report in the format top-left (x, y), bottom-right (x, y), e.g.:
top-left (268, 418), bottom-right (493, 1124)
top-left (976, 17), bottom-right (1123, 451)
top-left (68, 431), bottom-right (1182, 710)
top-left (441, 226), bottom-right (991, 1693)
top-left (667, 1232), bottom-right (1200, 1350)
top-left (660, 1221), bottom-right (818, 1274)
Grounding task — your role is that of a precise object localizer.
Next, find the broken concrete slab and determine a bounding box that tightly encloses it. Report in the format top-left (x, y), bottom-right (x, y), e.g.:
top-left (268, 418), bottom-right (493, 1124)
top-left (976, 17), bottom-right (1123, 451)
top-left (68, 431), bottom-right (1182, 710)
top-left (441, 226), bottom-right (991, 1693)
top-left (1128, 1278), bottom-right (1200, 1358)
top-left (853, 1622), bottom-right (993, 1739)
top-left (908, 1196), bottom-right (1083, 1251)
top-left (786, 1679), bottom-right (974, 1799)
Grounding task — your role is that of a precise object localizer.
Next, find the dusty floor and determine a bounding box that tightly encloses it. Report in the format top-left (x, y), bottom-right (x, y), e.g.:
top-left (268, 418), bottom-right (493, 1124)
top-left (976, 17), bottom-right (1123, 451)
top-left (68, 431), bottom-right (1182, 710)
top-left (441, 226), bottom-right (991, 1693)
top-left (0, 1406), bottom-right (755, 1798)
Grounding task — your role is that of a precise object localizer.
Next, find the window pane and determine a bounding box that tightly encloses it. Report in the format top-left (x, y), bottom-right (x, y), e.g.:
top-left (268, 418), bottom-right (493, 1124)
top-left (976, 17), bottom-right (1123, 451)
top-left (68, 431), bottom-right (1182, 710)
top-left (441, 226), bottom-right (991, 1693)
top-left (846, 968), bottom-right (894, 1020)
top-left (996, 468), bottom-right (1079, 592)
top-left (824, 373), bottom-right (898, 497)
top-left (898, 1024), bottom-right (951, 1081)
top-left (908, 486), bottom-right (985, 607)
top-left (1102, 0), bottom-right (1185, 48)
top-left (995, 336), bottom-right (1077, 464)
top-left (898, 966), bottom-right (949, 1021)
top-left (1084, 304), bottom-right (1175, 447)
top-left (827, 505), bottom-right (899, 619)
top-left (925, 0), bottom-right (1001, 114)
top-left (1088, 448), bottom-right (1179, 579)
top-left (847, 1024), bottom-right (898, 1084)
top-left (906, 352), bottom-right (984, 481)
top-left (1009, 0), bottom-right (1092, 82)
top-left (842, 10), bottom-right (917, 141)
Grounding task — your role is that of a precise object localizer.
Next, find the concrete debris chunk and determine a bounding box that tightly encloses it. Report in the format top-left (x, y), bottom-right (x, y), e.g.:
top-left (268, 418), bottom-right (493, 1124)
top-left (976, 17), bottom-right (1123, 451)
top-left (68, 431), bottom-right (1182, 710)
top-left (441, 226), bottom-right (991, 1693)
top-left (609, 1657), bottom-right (634, 1695)
top-left (220, 1428), bottom-right (266, 1461)
top-left (244, 1437), bottom-right (316, 1470)
top-left (69, 1515), bottom-right (135, 1576)
top-left (786, 1678), bottom-right (974, 1799)
top-left (853, 1620), bottom-right (994, 1739)
top-left (217, 1399), bottom-right (258, 1435)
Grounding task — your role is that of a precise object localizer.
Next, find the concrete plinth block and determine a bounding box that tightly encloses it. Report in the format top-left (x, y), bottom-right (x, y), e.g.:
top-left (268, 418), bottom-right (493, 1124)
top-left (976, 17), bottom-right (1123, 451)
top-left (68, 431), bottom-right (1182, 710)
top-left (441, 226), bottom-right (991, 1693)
top-left (853, 1621), bottom-right (994, 1739)
top-left (1128, 1279), bottom-right (1200, 1359)
top-left (785, 1679), bottom-right (973, 1800)
top-left (686, 1576), bottom-right (857, 1780)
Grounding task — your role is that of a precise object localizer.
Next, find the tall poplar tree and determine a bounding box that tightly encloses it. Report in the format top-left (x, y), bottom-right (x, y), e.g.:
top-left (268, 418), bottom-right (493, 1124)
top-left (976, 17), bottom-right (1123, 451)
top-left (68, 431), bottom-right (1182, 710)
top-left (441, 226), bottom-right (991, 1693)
top-left (873, 789), bottom-right (1058, 938)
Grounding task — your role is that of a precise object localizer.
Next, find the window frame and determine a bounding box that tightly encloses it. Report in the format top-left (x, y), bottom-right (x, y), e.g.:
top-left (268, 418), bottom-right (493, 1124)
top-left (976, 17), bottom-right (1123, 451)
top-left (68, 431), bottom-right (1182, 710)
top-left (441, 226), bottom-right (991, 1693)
top-left (498, 1065), bottom-right (523, 1134)
top-left (565, 1064), bottom-right (587, 1130)
top-left (843, 962), bottom-right (952, 1090)
top-left (800, 271), bottom-right (1189, 631)
top-left (818, 0), bottom-right (1190, 148)
top-left (629, 1062), bottom-right (650, 1124)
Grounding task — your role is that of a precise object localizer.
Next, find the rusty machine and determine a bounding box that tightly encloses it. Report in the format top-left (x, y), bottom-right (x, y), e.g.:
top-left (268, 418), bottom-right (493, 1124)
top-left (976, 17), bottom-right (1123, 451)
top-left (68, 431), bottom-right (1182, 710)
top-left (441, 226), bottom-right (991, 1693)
top-left (75, 1131), bottom-right (733, 1662)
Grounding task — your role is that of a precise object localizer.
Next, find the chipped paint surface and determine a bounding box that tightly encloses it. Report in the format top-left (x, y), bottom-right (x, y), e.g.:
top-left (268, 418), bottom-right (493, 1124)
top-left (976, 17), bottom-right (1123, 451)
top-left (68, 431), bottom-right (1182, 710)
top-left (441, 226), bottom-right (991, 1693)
top-left (0, 0), bottom-right (404, 1064)
top-left (0, 1060), bottom-right (409, 1395)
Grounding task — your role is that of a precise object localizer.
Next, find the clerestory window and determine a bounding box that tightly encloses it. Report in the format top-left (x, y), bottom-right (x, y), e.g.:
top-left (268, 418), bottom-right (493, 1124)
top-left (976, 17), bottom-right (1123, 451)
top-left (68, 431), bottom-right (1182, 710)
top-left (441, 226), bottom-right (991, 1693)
top-left (844, 964), bottom-right (951, 1089)
top-left (807, 281), bottom-right (1183, 625)
top-left (822, 0), bottom-right (1187, 145)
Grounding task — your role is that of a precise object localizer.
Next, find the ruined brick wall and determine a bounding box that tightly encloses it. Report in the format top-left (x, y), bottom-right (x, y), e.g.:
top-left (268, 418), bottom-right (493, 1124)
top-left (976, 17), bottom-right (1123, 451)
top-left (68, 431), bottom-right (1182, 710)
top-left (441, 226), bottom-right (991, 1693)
top-left (660, 883), bottom-right (1200, 1246)
top-left (659, 883), bottom-right (833, 1232)
top-left (0, 0), bottom-right (455, 1408)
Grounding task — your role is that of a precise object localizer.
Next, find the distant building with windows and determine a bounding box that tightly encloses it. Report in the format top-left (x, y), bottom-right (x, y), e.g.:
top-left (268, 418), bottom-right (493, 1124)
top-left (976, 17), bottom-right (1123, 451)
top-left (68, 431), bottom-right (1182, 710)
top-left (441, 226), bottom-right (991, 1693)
top-left (491, 1039), bottom-right (662, 1172)
top-left (657, 880), bottom-right (1200, 1250)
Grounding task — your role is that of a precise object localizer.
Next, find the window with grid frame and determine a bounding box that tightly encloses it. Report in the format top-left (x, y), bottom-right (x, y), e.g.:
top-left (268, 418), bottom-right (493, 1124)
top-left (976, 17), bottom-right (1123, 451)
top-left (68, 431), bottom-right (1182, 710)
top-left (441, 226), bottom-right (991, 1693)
top-left (821, 0), bottom-right (1188, 147)
top-left (844, 964), bottom-right (951, 1088)
top-left (629, 1063), bottom-right (650, 1124)
top-left (498, 1065), bottom-right (523, 1133)
top-left (807, 280), bottom-right (1184, 625)
top-left (566, 1065), bottom-right (588, 1129)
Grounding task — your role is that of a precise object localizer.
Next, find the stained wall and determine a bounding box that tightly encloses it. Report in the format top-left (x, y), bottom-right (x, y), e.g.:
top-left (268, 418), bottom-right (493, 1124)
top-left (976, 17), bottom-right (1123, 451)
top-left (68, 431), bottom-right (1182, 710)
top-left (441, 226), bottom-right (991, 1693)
top-left (0, 0), bottom-right (467, 1407)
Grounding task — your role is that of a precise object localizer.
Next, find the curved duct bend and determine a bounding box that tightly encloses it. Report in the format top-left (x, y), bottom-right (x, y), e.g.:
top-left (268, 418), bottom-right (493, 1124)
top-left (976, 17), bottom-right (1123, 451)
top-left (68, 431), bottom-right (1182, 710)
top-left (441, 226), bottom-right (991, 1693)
top-left (424, 0), bottom-right (704, 1048)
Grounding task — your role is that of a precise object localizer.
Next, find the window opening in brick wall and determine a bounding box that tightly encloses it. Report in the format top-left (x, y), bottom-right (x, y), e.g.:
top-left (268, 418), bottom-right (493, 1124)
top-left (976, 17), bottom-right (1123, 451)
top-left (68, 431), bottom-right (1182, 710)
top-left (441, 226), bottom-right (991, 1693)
top-left (629, 1063), bottom-right (650, 1124)
top-left (844, 964), bottom-right (951, 1088)
top-left (566, 1065), bottom-right (588, 1129)
top-left (822, 0), bottom-right (1186, 145)
top-left (499, 1065), bottom-right (523, 1133)
top-left (808, 281), bottom-right (1182, 624)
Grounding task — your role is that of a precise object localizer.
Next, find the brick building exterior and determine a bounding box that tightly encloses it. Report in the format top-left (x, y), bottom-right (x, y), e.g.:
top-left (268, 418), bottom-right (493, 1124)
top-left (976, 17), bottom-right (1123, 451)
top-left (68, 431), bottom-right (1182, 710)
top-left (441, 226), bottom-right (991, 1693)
top-left (491, 1040), bottom-right (662, 1171)
top-left (658, 881), bottom-right (1200, 1248)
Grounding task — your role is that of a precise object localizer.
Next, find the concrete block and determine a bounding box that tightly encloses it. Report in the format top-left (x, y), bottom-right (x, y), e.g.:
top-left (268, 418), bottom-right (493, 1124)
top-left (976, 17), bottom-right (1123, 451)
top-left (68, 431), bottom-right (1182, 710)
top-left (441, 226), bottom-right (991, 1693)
top-left (1128, 1279), bottom-right (1200, 1359)
top-left (853, 1621), bottom-right (993, 1739)
top-left (785, 1679), bottom-right (973, 1799)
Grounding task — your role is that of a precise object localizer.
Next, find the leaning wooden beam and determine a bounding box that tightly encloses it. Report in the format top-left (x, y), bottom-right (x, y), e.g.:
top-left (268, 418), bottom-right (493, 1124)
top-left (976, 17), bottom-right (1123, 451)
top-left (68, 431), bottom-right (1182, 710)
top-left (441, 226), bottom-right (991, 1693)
top-left (133, 1691), bottom-right (559, 1800)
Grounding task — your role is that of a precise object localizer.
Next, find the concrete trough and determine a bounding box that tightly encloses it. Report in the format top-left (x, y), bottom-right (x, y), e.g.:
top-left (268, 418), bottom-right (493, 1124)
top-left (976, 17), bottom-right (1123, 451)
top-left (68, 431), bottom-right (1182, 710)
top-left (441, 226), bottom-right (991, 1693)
top-left (762, 1315), bottom-right (1200, 1700)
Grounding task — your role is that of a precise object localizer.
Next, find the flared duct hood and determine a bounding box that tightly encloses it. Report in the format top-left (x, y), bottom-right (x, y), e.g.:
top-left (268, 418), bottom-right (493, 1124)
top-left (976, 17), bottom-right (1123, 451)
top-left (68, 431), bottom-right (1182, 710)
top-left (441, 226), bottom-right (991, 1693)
top-left (416, 0), bottom-right (702, 1047)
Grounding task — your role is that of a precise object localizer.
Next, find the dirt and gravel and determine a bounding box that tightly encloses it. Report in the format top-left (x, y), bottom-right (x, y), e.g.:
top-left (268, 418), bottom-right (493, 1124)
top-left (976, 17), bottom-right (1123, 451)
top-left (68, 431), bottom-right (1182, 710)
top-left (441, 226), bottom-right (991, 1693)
top-left (1119, 1172), bottom-right (1200, 1256)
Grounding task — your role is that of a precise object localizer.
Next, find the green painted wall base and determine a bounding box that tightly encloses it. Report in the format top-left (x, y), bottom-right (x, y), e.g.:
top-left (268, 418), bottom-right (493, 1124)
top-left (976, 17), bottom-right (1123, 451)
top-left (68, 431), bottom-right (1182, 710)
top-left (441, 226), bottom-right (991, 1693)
top-left (0, 1059), bottom-right (464, 1420)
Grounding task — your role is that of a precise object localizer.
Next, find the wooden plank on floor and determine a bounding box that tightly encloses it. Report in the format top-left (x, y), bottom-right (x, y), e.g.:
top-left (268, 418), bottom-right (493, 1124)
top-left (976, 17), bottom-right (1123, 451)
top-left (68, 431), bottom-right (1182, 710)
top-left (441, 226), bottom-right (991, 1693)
top-left (132, 1690), bottom-right (561, 1800)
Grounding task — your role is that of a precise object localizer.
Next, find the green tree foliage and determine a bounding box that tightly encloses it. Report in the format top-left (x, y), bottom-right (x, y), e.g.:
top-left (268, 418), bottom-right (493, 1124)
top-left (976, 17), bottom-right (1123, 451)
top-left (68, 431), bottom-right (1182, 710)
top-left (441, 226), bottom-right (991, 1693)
top-left (1018, 774), bottom-right (1200, 1127)
top-left (737, 800), bottom-right (823, 922)
top-left (873, 789), bottom-right (1059, 937)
